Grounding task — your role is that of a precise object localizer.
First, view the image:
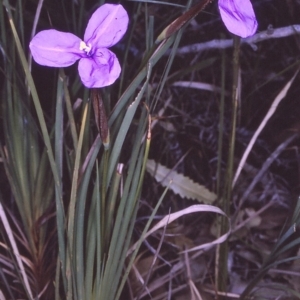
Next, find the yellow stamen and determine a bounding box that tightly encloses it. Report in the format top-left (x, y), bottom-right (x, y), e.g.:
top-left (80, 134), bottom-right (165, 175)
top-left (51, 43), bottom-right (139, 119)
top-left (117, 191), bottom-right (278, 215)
top-left (79, 41), bottom-right (92, 53)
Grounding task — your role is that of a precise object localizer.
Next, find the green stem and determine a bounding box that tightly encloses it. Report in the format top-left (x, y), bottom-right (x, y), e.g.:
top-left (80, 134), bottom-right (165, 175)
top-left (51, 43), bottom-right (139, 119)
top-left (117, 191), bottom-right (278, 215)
top-left (101, 149), bottom-right (109, 249)
top-left (217, 35), bottom-right (241, 297)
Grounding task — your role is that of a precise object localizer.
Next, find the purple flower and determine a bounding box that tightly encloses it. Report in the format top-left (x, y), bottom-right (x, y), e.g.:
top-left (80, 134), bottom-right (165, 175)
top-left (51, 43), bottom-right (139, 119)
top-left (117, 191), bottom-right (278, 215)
top-left (218, 0), bottom-right (257, 38)
top-left (29, 4), bottom-right (129, 88)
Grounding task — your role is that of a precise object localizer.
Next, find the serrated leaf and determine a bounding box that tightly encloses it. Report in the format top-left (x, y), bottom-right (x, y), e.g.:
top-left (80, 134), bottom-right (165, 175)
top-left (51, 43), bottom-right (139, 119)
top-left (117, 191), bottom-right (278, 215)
top-left (146, 159), bottom-right (216, 203)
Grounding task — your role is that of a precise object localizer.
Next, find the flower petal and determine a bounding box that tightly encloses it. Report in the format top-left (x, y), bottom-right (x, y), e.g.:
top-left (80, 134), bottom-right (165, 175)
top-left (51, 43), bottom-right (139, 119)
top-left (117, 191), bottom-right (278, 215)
top-left (218, 0), bottom-right (258, 38)
top-left (30, 29), bottom-right (83, 67)
top-left (78, 48), bottom-right (121, 88)
top-left (84, 4), bottom-right (129, 49)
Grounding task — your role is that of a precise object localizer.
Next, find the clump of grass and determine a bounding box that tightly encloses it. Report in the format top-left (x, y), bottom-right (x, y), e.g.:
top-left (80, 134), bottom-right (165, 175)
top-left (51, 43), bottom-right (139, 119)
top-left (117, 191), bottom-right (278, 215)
top-left (1, 0), bottom-right (300, 299)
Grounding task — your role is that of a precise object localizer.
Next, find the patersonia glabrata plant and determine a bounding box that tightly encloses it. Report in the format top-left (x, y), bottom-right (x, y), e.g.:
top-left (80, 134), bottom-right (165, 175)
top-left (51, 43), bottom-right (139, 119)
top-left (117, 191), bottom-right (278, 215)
top-left (30, 4), bottom-right (129, 88)
top-left (218, 0), bottom-right (257, 38)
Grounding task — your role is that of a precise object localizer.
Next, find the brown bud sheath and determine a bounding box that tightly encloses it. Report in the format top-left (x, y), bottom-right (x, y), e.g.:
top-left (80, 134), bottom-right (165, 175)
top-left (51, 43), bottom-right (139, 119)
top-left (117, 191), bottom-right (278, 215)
top-left (156, 0), bottom-right (211, 43)
top-left (91, 88), bottom-right (110, 149)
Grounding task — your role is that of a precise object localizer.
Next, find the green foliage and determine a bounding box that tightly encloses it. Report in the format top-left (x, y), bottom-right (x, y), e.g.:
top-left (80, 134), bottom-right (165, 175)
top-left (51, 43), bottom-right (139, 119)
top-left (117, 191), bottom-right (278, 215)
top-left (0, 0), bottom-right (193, 299)
top-left (1, 0), bottom-right (300, 299)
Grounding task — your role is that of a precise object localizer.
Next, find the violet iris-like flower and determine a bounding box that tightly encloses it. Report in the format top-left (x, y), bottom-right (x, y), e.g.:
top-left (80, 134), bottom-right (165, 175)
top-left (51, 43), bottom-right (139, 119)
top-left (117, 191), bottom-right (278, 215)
top-left (218, 0), bottom-right (257, 38)
top-left (30, 4), bottom-right (128, 88)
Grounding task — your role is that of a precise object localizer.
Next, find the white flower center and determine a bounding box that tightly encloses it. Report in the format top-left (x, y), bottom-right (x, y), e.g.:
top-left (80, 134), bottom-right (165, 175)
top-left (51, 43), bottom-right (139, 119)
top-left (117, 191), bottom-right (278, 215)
top-left (80, 41), bottom-right (92, 55)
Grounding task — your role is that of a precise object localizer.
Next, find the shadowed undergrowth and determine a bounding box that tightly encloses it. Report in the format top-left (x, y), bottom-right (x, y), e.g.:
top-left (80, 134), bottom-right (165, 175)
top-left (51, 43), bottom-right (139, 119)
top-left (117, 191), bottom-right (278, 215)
top-left (0, 0), bottom-right (300, 299)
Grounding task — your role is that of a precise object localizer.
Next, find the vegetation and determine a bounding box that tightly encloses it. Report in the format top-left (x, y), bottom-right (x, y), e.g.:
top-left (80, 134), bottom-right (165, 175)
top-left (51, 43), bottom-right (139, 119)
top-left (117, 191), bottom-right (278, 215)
top-left (0, 0), bottom-right (300, 299)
